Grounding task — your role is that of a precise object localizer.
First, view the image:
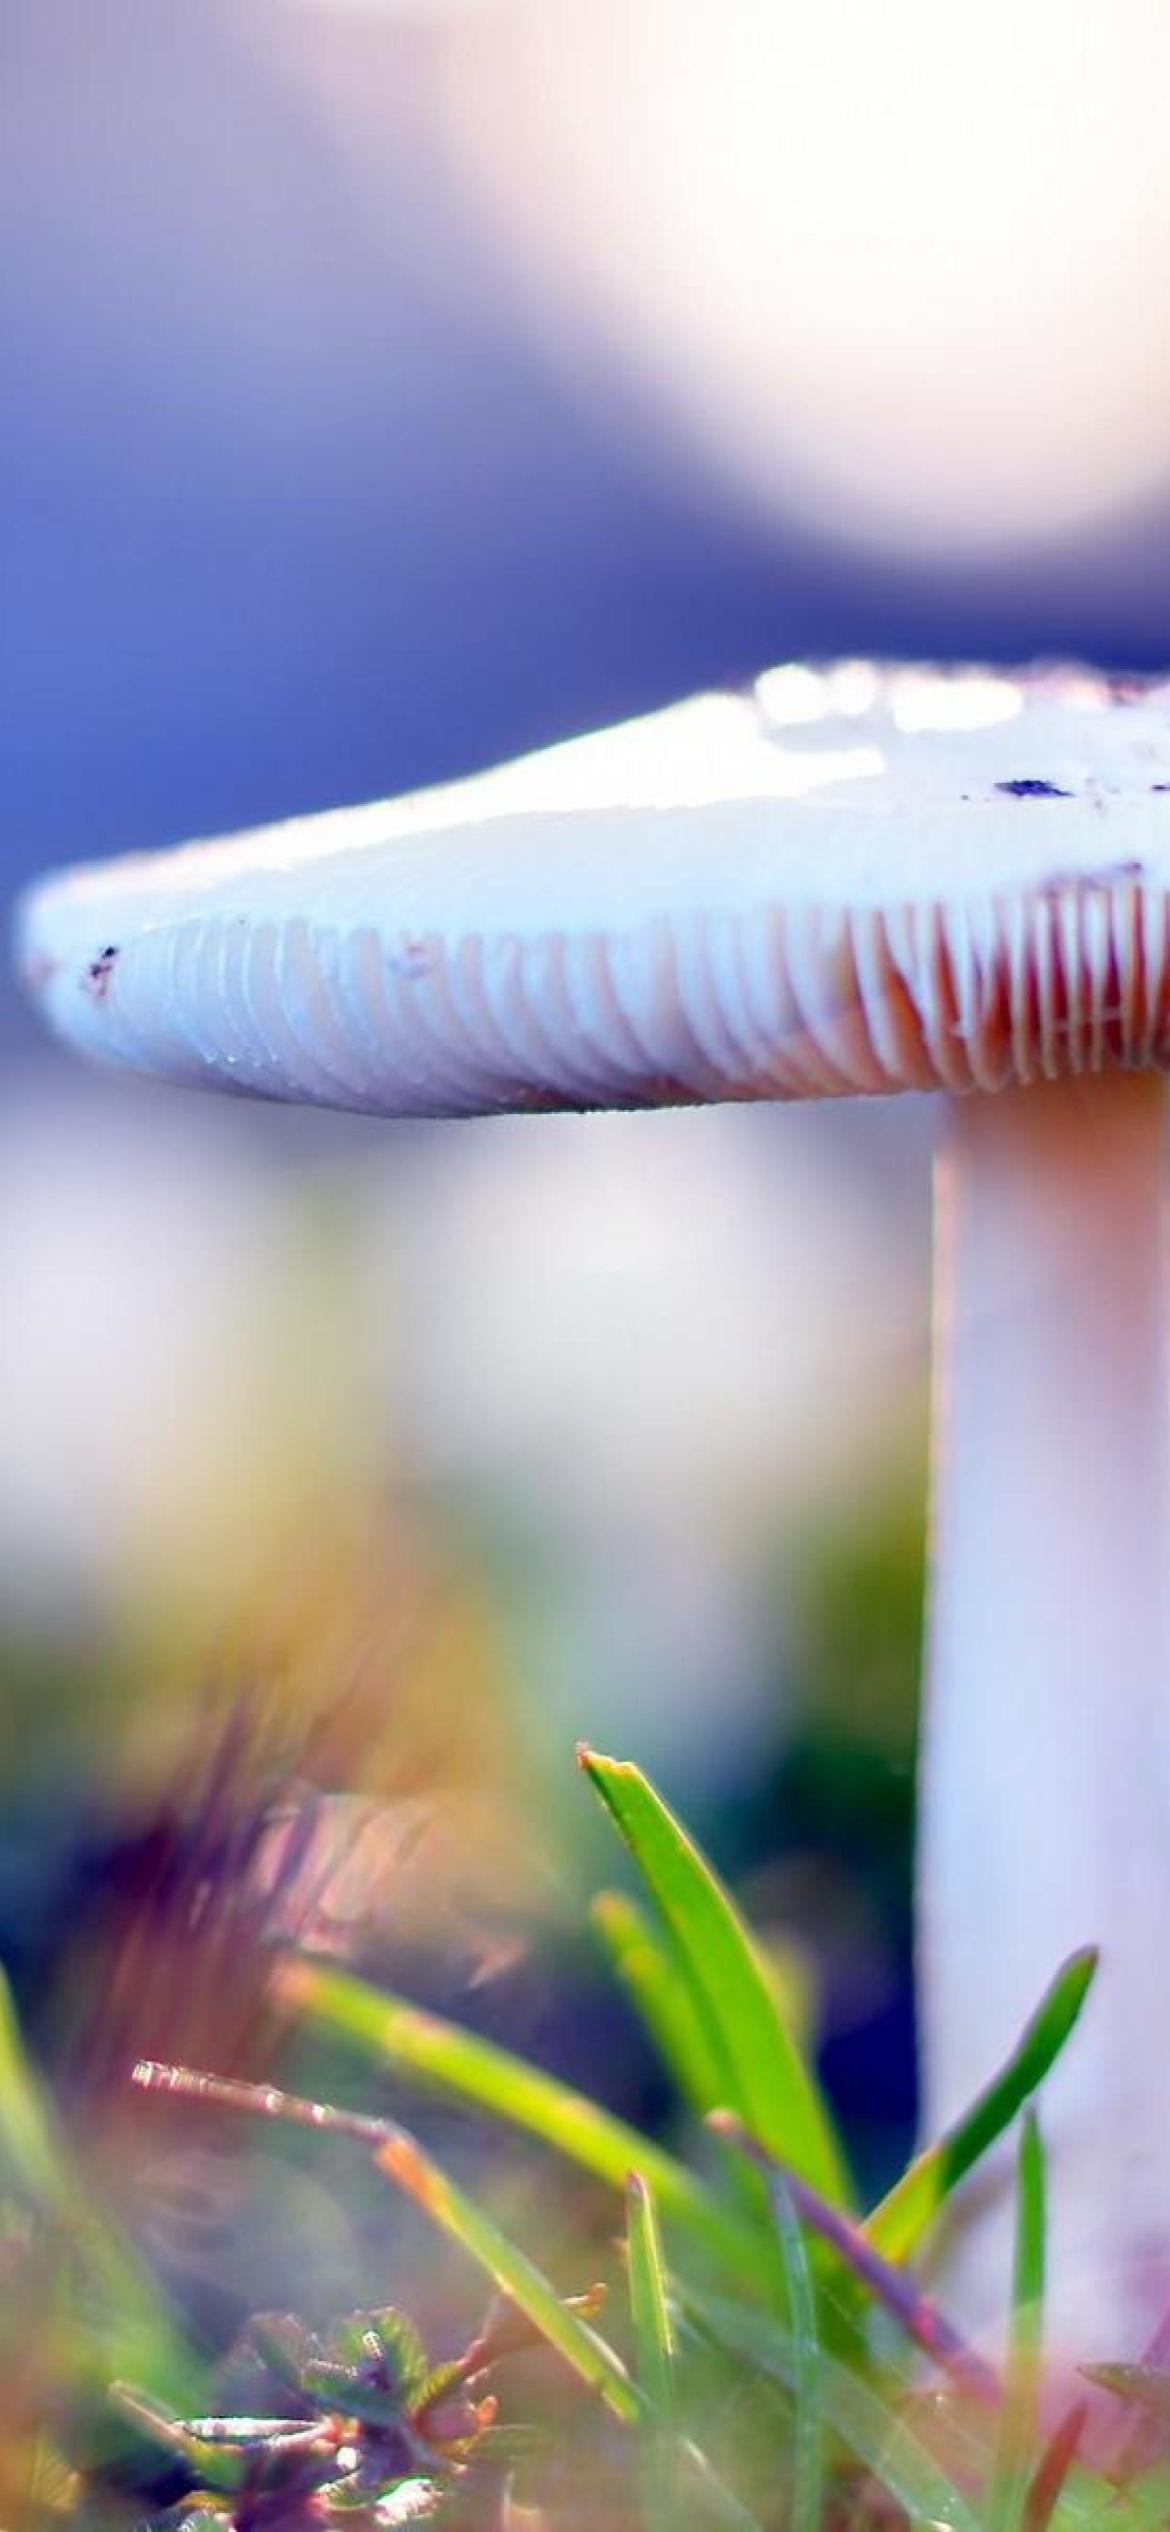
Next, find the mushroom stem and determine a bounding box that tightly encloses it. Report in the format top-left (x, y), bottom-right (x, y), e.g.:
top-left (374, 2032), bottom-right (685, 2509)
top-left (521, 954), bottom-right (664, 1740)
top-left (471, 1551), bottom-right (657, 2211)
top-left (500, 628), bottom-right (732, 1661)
top-left (921, 1067), bottom-right (1170, 2355)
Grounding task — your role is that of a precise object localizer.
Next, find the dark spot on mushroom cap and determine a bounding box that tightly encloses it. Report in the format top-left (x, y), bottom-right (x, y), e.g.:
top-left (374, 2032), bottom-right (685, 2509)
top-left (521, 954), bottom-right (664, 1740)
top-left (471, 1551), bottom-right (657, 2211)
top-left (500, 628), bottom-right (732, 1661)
top-left (995, 779), bottom-right (1074, 799)
top-left (82, 944), bottom-right (120, 1002)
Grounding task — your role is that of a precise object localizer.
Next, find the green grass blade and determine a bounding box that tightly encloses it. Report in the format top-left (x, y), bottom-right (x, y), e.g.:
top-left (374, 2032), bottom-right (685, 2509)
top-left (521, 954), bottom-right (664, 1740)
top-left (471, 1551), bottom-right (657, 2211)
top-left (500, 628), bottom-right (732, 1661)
top-left (284, 1958), bottom-right (760, 2283)
top-left (593, 1891), bottom-right (725, 2112)
top-left (624, 2179), bottom-right (765, 2532)
top-left (373, 2123), bottom-right (640, 2424)
top-left (0, 1967), bottom-right (194, 2404)
top-left (627, 2173), bottom-right (677, 2532)
top-left (0, 1969), bottom-right (73, 2208)
top-left (712, 2111), bottom-right (998, 2402)
top-left (986, 2111), bottom-right (1047, 2532)
top-left (625, 2179), bottom-right (771, 2532)
top-left (688, 2289), bottom-right (982, 2532)
top-left (768, 2178), bottom-right (824, 2532)
top-left (1012, 2111), bottom-right (1046, 2345)
top-left (136, 2055), bottom-right (639, 2424)
top-left (866, 1951), bottom-right (1096, 2261)
top-left (626, 2173), bottom-right (677, 2417)
top-left (578, 1751), bottom-right (852, 2208)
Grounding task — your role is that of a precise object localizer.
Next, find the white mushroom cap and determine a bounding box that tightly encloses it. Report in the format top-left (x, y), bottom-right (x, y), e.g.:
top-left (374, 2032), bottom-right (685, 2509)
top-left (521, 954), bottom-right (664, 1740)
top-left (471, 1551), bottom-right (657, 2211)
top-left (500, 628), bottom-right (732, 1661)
top-left (18, 662), bottom-right (1170, 1116)
top-left (21, 664), bottom-right (1170, 2353)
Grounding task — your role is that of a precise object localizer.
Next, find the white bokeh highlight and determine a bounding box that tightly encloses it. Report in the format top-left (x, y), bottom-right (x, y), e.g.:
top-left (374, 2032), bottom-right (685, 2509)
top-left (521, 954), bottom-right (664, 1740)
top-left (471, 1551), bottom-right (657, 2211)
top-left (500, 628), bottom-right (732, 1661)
top-left (446, 0), bottom-right (1170, 553)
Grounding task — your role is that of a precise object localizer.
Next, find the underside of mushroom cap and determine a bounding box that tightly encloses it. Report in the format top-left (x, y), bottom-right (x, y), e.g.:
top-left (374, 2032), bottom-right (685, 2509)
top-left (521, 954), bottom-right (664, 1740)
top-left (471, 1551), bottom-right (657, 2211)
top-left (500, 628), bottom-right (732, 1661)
top-left (17, 662), bottom-right (1170, 1117)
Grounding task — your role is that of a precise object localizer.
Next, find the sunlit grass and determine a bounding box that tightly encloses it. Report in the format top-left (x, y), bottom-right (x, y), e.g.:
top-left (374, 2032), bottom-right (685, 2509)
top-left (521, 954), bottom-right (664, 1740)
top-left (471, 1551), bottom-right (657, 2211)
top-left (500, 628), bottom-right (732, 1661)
top-left (0, 1740), bottom-right (1155, 2527)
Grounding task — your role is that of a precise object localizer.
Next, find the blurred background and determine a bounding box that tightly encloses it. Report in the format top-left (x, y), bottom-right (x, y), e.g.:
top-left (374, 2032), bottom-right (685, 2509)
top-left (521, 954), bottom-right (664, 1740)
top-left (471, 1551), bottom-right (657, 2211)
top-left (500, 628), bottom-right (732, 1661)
top-left (2, 0), bottom-right (1169, 2360)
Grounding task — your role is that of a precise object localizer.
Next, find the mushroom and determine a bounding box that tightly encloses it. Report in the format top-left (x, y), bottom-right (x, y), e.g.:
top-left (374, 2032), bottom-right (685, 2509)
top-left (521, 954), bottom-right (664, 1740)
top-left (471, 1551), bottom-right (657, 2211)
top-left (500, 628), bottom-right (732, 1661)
top-left (17, 657), bottom-right (1170, 2355)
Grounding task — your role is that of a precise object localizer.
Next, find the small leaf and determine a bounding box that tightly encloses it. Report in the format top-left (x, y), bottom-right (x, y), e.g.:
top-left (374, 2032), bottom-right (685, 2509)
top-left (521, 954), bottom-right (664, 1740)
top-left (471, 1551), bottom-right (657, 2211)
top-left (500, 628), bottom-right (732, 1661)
top-left (579, 1751), bottom-right (852, 2208)
top-left (302, 2360), bottom-right (403, 2427)
top-left (128, 2058), bottom-right (640, 2428)
top-left (415, 2357), bottom-right (470, 2418)
top-left (371, 2309), bottom-right (432, 2402)
top-left (866, 1953), bottom-right (1096, 2262)
top-left (322, 2306), bottom-right (430, 2408)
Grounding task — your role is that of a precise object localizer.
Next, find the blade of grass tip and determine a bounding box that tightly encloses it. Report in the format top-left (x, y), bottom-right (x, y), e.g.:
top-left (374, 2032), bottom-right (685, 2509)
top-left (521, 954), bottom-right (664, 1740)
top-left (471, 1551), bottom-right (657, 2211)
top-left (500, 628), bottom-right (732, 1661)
top-left (710, 2110), bottom-right (999, 2407)
top-left (578, 1750), bottom-right (852, 2209)
top-left (592, 1891), bottom-right (725, 2114)
top-left (627, 2174), bottom-right (677, 2532)
top-left (625, 2176), bottom-right (768, 2532)
top-left (1011, 2443), bottom-right (1159, 2532)
top-left (1022, 2402), bottom-right (1088, 2532)
top-left (280, 1957), bottom-right (761, 2288)
top-left (986, 2111), bottom-right (1047, 2532)
top-left (688, 2287), bottom-right (983, 2532)
top-left (133, 2059), bottom-right (639, 2426)
top-left (767, 2169), bottom-right (824, 2532)
top-left (626, 2173), bottom-right (676, 2417)
top-left (866, 1952), bottom-right (1096, 2265)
